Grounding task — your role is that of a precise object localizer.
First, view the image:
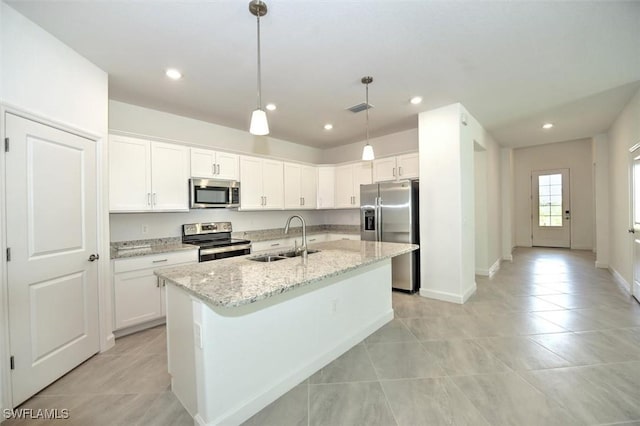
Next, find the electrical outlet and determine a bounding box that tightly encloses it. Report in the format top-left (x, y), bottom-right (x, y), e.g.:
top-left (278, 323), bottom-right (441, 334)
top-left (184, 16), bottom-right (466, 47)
top-left (141, 224), bottom-right (149, 234)
top-left (194, 322), bottom-right (203, 349)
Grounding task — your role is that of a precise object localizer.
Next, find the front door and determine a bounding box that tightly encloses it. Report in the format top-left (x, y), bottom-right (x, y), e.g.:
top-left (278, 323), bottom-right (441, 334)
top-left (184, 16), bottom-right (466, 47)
top-left (5, 113), bottom-right (100, 406)
top-left (630, 151), bottom-right (640, 303)
top-left (532, 169), bottom-right (571, 248)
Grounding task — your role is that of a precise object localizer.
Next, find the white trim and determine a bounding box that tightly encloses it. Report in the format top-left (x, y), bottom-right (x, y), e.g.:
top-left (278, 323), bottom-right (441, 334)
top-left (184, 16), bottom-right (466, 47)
top-left (193, 414), bottom-right (207, 426)
top-left (609, 266), bottom-right (631, 293)
top-left (0, 104), bottom-right (111, 409)
top-left (502, 254), bottom-right (513, 262)
top-left (420, 282), bottom-right (477, 304)
top-left (595, 261), bottom-right (609, 269)
top-left (113, 318), bottom-right (166, 339)
top-left (570, 245), bottom-right (594, 250)
top-left (488, 258), bottom-right (501, 277)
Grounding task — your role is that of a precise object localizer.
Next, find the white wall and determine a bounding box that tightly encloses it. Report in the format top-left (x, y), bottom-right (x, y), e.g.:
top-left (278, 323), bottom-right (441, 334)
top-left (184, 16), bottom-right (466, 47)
top-left (513, 139), bottom-right (594, 250)
top-left (593, 134), bottom-right (610, 268)
top-left (607, 88), bottom-right (640, 287)
top-left (0, 2), bottom-right (109, 410)
top-left (321, 129), bottom-right (418, 164)
top-left (501, 148), bottom-right (515, 260)
top-left (475, 146), bottom-right (488, 274)
top-left (110, 100), bottom-right (323, 164)
top-left (419, 103), bottom-right (477, 303)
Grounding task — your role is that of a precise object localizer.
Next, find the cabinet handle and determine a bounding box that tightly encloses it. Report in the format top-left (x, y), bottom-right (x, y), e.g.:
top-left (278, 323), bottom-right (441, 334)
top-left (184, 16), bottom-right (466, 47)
top-left (162, 280), bottom-right (166, 287)
top-left (302, 197), bottom-right (305, 206)
top-left (157, 277), bottom-right (161, 288)
top-left (153, 193), bottom-right (157, 205)
top-left (216, 164), bottom-right (220, 175)
top-left (271, 243), bottom-right (280, 247)
top-left (393, 167), bottom-right (396, 177)
top-left (309, 238), bottom-right (316, 242)
top-left (264, 196), bottom-right (267, 206)
top-left (399, 166), bottom-right (403, 176)
top-left (147, 193), bottom-right (151, 206)
top-left (152, 259), bottom-right (168, 263)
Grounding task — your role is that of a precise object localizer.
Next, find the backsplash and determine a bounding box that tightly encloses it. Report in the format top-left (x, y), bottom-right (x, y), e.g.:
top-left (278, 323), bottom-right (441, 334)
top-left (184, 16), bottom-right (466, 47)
top-left (109, 209), bottom-right (359, 242)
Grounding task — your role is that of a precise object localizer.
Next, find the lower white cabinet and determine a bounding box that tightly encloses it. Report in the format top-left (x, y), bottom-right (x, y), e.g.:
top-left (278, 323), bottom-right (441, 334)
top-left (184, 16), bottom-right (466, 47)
top-left (112, 250), bottom-right (197, 332)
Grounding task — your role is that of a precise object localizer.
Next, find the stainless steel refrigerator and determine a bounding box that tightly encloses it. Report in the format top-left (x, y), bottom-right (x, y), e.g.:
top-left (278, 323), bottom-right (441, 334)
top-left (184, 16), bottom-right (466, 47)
top-left (360, 180), bottom-right (420, 292)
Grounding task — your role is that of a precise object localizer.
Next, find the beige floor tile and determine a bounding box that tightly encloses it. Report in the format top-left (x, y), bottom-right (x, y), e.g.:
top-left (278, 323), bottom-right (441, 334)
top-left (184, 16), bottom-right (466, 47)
top-left (421, 339), bottom-right (511, 376)
top-left (364, 319), bottom-right (417, 345)
top-left (366, 341), bottom-right (446, 380)
top-left (309, 344), bottom-right (378, 384)
top-left (475, 336), bottom-right (572, 370)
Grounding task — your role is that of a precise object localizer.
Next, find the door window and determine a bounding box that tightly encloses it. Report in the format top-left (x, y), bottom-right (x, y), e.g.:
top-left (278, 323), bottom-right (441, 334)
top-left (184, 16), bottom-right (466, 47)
top-left (538, 173), bottom-right (563, 227)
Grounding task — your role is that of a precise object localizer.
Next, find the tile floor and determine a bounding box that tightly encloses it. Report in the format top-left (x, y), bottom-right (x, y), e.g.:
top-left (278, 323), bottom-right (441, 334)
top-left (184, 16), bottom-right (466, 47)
top-left (6, 247), bottom-right (640, 425)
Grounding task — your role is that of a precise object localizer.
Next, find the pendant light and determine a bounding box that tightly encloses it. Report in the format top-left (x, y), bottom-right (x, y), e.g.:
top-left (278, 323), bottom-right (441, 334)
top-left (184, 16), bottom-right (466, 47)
top-left (249, 0), bottom-right (269, 135)
top-left (361, 76), bottom-right (375, 160)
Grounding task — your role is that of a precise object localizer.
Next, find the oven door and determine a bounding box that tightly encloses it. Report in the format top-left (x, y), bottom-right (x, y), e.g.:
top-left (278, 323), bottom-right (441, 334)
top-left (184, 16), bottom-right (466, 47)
top-left (190, 179), bottom-right (240, 208)
top-left (199, 244), bottom-right (251, 262)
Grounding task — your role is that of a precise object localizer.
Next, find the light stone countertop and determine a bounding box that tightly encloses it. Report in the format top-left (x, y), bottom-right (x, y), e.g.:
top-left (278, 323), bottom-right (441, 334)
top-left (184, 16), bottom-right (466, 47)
top-left (154, 240), bottom-right (418, 309)
top-left (110, 237), bottom-right (197, 259)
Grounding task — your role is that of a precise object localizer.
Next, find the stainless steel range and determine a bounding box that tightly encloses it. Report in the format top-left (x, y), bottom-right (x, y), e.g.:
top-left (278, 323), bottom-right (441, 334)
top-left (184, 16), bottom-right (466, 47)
top-left (182, 222), bottom-right (251, 262)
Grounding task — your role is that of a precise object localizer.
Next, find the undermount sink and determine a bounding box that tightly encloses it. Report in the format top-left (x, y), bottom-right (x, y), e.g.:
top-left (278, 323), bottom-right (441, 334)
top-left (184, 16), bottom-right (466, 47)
top-left (278, 249), bottom-right (321, 258)
top-left (249, 255), bottom-right (288, 263)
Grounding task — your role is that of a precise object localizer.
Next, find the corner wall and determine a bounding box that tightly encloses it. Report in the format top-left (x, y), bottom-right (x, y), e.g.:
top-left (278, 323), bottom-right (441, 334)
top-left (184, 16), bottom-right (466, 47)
top-left (607, 87), bottom-right (640, 288)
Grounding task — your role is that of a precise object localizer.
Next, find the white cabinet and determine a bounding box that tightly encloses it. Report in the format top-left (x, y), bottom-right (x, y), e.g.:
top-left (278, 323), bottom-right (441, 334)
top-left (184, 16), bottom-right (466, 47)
top-left (317, 166), bottom-right (335, 209)
top-left (190, 147), bottom-right (239, 181)
top-left (372, 153), bottom-right (419, 182)
top-left (284, 163), bottom-right (317, 209)
top-left (109, 135), bottom-right (190, 212)
top-left (335, 162), bottom-right (372, 208)
top-left (112, 250), bottom-right (197, 332)
top-left (239, 156), bottom-right (284, 210)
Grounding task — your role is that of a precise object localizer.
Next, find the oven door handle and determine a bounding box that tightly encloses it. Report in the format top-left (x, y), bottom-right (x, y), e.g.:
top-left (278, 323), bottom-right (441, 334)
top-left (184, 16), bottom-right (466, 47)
top-left (200, 244), bottom-right (252, 256)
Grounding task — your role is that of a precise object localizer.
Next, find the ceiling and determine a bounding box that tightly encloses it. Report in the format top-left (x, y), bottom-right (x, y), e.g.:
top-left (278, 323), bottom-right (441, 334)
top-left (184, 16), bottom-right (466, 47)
top-left (7, 0), bottom-right (640, 149)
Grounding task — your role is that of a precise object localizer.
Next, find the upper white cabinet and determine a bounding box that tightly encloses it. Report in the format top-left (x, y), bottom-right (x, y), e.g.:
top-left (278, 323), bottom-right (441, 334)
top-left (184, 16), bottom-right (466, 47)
top-left (284, 163), bottom-right (317, 209)
top-left (240, 156), bottom-right (284, 210)
top-left (372, 153), bottom-right (419, 182)
top-left (317, 166), bottom-right (335, 209)
top-left (109, 135), bottom-right (190, 212)
top-left (334, 162), bottom-right (372, 208)
top-left (190, 147), bottom-right (239, 181)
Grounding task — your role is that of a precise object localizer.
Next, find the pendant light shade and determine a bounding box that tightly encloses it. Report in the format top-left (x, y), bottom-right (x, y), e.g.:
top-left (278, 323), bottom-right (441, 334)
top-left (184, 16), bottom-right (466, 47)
top-left (249, 0), bottom-right (269, 136)
top-left (362, 143), bottom-right (375, 161)
top-left (250, 109), bottom-right (269, 135)
top-left (361, 76), bottom-right (375, 161)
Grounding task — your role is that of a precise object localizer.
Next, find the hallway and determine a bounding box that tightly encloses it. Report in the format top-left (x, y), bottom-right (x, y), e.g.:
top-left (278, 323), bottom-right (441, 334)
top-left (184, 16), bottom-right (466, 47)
top-left (5, 248), bottom-right (640, 425)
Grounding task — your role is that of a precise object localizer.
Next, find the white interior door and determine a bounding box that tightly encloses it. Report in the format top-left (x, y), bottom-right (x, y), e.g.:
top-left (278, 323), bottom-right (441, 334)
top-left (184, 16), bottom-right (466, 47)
top-left (630, 154), bottom-right (640, 302)
top-left (531, 169), bottom-right (571, 248)
top-left (5, 113), bottom-right (100, 406)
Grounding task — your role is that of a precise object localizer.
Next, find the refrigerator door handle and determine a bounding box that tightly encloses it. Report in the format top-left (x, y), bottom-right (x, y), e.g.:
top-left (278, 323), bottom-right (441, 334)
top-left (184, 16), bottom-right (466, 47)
top-left (376, 196), bottom-right (382, 241)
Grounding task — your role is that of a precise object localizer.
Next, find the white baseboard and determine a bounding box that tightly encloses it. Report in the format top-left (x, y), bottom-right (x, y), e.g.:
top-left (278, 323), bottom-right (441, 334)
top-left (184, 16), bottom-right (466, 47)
top-left (502, 254), bottom-right (513, 262)
top-left (609, 266), bottom-right (631, 293)
top-left (595, 261), bottom-right (609, 269)
top-left (193, 414), bottom-right (206, 426)
top-left (571, 245), bottom-right (593, 250)
top-left (420, 282), bottom-right (477, 304)
top-left (113, 317), bottom-right (166, 338)
top-left (488, 258), bottom-right (501, 277)
top-left (475, 268), bottom-right (490, 277)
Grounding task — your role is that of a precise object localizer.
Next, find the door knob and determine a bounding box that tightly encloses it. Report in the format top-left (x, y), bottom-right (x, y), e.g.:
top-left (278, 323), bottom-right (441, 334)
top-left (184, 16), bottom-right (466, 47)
top-left (629, 229), bottom-right (636, 234)
top-left (88, 254), bottom-right (100, 261)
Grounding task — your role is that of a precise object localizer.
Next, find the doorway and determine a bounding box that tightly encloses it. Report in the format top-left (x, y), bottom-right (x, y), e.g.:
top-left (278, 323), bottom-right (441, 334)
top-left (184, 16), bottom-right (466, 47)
top-left (531, 169), bottom-right (571, 248)
top-left (5, 113), bottom-right (100, 406)
top-left (630, 150), bottom-right (640, 302)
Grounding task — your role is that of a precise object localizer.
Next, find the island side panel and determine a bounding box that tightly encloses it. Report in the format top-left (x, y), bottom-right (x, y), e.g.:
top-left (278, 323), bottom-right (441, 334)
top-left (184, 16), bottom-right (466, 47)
top-left (192, 260), bottom-right (393, 425)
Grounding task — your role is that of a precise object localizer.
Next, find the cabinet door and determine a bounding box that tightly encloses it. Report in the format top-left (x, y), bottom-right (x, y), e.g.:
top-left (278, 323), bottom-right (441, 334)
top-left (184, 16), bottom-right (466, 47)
top-left (239, 156), bottom-right (264, 210)
top-left (317, 166), bottom-right (335, 209)
top-left (151, 142), bottom-right (190, 211)
top-left (300, 165), bottom-right (317, 209)
top-left (373, 157), bottom-right (397, 182)
top-left (262, 159), bottom-right (284, 209)
top-left (113, 269), bottom-right (163, 330)
top-left (283, 162), bottom-right (302, 209)
top-left (334, 164), bottom-right (354, 208)
top-left (397, 153), bottom-right (419, 179)
top-left (352, 162), bottom-right (373, 206)
top-left (109, 135), bottom-right (152, 212)
top-left (190, 147), bottom-right (216, 178)
top-left (215, 151), bottom-right (239, 181)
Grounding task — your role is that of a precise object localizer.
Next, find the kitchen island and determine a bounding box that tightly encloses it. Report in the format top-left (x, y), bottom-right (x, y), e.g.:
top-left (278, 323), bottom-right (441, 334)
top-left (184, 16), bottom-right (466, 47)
top-left (155, 239), bottom-right (418, 425)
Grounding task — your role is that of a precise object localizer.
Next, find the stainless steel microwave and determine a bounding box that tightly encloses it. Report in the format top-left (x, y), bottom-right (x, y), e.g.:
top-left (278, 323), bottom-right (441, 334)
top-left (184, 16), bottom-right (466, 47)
top-left (190, 179), bottom-right (240, 208)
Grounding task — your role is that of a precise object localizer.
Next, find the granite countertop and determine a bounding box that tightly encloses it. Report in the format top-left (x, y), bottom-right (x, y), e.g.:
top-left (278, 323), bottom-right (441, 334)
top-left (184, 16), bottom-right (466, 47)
top-left (110, 237), bottom-right (197, 259)
top-left (154, 240), bottom-right (418, 309)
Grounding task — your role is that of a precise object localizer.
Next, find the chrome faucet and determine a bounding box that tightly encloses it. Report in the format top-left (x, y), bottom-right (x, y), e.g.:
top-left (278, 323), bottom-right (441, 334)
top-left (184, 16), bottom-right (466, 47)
top-left (284, 215), bottom-right (307, 260)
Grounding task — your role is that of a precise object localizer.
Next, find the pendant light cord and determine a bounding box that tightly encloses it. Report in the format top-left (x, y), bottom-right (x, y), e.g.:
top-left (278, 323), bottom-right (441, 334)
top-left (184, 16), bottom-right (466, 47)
top-left (256, 13), bottom-right (262, 110)
top-left (365, 82), bottom-right (370, 143)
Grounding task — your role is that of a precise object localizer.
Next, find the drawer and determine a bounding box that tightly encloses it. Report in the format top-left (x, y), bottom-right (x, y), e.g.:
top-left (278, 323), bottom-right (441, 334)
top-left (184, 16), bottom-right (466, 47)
top-left (114, 250), bottom-right (198, 274)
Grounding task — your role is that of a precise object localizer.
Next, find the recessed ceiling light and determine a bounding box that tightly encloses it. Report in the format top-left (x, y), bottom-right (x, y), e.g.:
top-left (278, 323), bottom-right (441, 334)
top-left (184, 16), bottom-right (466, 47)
top-left (265, 103), bottom-right (277, 111)
top-left (410, 96), bottom-right (423, 105)
top-left (324, 124), bottom-right (333, 131)
top-left (542, 123), bottom-right (554, 129)
top-left (165, 68), bottom-right (182, 80)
